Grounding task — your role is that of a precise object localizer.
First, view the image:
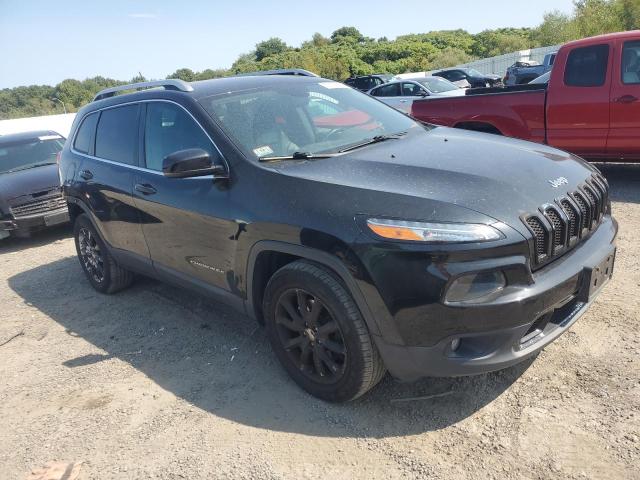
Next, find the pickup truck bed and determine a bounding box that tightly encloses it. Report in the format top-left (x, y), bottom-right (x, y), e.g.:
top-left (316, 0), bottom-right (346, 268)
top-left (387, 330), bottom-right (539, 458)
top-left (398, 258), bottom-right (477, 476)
top-left (411, 31), bottom-right (640, 162)
top-left (412, 85), bottom-right (548, 144)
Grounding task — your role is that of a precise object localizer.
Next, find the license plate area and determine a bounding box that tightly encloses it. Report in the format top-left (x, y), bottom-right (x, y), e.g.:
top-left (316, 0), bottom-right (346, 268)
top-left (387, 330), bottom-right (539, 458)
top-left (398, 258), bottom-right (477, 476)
top-left (580, 249), bottom-right (616, 302)
top-left (44, 211), bottom-right (69, 226)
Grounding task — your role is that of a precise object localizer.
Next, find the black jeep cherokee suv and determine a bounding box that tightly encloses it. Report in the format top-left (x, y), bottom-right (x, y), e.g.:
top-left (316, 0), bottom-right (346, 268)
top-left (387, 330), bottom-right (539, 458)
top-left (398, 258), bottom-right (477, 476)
top-left (59, 77), bottom-right (617, 402)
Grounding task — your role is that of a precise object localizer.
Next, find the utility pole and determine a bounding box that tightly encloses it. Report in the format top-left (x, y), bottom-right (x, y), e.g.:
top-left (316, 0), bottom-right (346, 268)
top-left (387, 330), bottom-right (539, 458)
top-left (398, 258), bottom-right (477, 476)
top-left (51, 97), bottom-right (67, 114)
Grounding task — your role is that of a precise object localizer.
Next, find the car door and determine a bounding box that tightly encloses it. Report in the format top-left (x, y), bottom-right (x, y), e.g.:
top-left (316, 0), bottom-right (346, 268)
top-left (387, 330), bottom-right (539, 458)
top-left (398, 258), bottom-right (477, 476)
top-left (607, 38), bottom-right (640, 160)
top-left (72, 104), bottom-right (150, 263)
top-left (398, 82), bottom-right (427, 113)
top-left (132, 100), bottom-right (236, 291)
top-left (370, 83), bottom-right (402, 110)
top-left (546, 43), bottom-right (612, 159)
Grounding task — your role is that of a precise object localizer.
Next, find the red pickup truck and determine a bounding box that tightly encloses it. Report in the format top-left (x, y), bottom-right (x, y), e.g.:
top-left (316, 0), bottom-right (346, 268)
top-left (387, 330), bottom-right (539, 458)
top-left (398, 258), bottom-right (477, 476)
top-left (411, 31), bottom-right (640, 162)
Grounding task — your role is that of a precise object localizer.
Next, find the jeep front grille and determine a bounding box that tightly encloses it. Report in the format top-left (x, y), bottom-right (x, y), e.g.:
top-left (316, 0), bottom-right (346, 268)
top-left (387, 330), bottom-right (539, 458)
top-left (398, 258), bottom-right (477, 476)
top-left (523, 174), bottom-right (609, 269)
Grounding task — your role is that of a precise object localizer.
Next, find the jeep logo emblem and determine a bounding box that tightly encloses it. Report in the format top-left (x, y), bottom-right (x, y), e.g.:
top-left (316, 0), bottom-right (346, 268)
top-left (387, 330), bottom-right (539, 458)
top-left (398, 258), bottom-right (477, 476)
top-left (548, 177), bottom-right (568, 188)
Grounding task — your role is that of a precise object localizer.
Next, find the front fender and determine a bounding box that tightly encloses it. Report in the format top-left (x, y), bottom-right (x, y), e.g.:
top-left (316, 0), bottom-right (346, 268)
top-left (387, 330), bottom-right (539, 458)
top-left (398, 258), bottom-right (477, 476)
top-left (244, 240), bottom-right (385, 339)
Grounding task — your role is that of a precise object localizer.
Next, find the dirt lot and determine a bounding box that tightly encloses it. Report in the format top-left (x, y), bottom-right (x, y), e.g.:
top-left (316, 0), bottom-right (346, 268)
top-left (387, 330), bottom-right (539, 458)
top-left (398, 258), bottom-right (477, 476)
top-left (1, 164), bottom-right (639, 480)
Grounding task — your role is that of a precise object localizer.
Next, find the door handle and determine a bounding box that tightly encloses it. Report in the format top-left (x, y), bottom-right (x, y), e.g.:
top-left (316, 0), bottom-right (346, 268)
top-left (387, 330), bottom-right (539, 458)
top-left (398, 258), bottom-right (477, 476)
top-left (614, 95), bottom-right (638, 104)
top-left (79, 169), bottom-right (93, 180)
top-left (400, 99), bottom-right (408, 103)
top-left (134, 183), bottom-right (157, 195)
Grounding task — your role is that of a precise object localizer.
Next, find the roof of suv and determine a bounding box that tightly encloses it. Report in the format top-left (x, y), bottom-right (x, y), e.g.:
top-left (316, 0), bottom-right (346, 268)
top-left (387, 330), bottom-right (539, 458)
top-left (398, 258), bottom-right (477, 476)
top-left (190, 74), bottom-right (325, 97)
top-left (89, 75), bottom-right (329, 108)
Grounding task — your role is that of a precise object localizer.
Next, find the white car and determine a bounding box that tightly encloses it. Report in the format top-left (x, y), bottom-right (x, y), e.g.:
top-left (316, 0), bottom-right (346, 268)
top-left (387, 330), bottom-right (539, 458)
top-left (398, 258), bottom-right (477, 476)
top-left (367, 77), bottom-right (465, 113)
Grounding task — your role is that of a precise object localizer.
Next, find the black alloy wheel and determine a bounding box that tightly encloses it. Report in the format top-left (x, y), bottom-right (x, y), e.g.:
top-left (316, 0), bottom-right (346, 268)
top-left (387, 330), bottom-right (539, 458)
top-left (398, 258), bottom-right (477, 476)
top-left (78, 227), bottom-right (105, 283)
top-left (274, 288), bottom-right (347, 384)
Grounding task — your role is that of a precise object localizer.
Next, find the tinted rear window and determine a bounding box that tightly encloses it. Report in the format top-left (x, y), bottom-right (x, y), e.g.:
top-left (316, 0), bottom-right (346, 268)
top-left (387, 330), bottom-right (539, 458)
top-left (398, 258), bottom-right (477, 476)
top-left (73, 113), bottom-right (98, 154)
top-left (564, 44), bottom-right (609, 87)
top-left (95, 105), bottom-right (139, 165)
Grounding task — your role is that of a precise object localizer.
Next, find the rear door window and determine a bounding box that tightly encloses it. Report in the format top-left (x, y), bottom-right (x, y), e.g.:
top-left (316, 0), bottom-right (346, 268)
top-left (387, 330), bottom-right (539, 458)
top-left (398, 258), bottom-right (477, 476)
top-left (621, 41), bottom-right (640, 85)
top-left (402, 83), bottom-right (423, 96)
top-left (73, 113), bottom-right (99, 155)
top-left (373, 83), bottom-right (401, 97)
top-left (144, 102), bottom-right (218, 171)
top-left (564, 44), bottom-right (609, 87)
top-left (95, 104), bottom-right (140, 165)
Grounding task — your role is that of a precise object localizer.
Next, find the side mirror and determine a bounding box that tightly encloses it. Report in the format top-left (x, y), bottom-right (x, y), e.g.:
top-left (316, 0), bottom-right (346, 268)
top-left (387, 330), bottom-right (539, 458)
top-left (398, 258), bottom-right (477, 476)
top-left (418, 90), bottom-right (429, 97)
top-left (162, 148), bottom-right (226, 178)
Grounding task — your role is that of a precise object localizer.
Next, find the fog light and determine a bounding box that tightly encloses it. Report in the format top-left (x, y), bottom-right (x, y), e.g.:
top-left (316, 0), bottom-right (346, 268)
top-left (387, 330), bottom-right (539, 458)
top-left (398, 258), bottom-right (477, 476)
top-left (446, 271), bottom-right (506, 303)
top-left (450, 338), bottom-right (461, 352)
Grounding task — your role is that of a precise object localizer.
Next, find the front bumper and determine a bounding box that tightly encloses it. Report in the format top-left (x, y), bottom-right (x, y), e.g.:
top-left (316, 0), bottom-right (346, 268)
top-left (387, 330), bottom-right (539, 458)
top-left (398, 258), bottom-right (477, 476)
top-left (0, 207), bottom-right (70, 233)
top-left (371, 215), bottom-right (617, 381)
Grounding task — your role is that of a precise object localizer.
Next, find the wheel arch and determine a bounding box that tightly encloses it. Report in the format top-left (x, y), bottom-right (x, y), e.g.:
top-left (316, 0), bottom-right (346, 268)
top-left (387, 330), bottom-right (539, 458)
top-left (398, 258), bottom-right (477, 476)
top-left (245, 241), bottom-right (381, 337)
top-left (454, 121), bottom-right (503, 135)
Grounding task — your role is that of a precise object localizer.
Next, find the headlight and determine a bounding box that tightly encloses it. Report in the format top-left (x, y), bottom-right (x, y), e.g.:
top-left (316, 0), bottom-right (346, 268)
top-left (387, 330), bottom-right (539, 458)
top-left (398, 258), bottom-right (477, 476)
top-left (366, 218), bottom-right (504, 243)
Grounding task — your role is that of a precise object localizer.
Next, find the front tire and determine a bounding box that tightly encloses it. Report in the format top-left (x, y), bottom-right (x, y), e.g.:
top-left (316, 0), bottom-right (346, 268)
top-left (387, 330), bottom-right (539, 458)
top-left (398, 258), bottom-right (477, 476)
top-left (263, 260), bottom-right (386, 402)
top-left (73, 214), bottom-right (134, 294)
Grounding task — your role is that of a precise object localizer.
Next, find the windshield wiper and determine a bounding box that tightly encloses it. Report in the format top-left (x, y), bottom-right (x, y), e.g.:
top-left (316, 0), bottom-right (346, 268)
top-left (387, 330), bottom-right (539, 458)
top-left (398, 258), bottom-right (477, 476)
top-left (337, 131), bottom-right (408, 153)
top-left (258, 151), bottom-right (339, 162)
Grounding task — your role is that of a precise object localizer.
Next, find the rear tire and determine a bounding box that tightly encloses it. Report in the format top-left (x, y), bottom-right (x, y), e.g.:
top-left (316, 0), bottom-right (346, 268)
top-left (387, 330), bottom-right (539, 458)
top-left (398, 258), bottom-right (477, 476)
top-left (73, 214), bottom-right (134, 294)
top-left (263, 260), bottom-right (386, 402)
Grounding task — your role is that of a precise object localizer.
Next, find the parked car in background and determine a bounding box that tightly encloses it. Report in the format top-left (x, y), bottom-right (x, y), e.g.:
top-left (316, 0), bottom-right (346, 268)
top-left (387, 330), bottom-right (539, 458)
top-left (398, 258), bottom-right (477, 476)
top-left (0, 130), bottom-right (68, 239)
top-left (411, 31), bottom-right (640, 162)
top-left (345, 74), bottom-right (394, 91)
top-left (504, 52), bottom-right (557, 85)
top-left (433, 68), bottom-right (503, 88)
top-left (60, 76), bottom-right (616, 402)
top-left (368, 77), bottom-right (465, 113)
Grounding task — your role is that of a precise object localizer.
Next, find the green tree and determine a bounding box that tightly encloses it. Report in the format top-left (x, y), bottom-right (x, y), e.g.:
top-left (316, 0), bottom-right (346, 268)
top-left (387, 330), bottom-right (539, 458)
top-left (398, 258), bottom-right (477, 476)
top-left (572, 0), bottom-right (623, 36)
top-left (331, 26), bottom-right (365, 43)
top-left (255, 37), bottom-right (289, 61)
top-left (472, 28), bottom-right (535, 57)
top-left (305, 32), bottom-right (330, 47)
top-left (618, 0), bottom-right (640, 29)
top-left (533, 10), bottom-right (578, 45)
top-left (167, 68), bottom-right (197, 81)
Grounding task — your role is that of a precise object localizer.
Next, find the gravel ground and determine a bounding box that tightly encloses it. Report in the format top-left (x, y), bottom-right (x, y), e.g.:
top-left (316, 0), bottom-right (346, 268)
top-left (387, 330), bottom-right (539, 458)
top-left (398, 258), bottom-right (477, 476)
top-left (1, 163), bottom-right (639, 480)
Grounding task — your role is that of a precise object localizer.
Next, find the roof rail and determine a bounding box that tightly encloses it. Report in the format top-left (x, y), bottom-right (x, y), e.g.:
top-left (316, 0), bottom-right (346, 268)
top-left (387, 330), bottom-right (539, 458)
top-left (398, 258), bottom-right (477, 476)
top-left (92, 79), bottom-right (194, 102)
top-left (235, 68), bottom-right (319, 78)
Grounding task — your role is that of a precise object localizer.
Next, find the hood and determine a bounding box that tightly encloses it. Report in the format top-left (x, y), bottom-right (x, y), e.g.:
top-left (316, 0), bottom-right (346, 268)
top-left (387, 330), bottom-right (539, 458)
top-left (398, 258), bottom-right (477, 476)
top-left (271, 127), bottom-right (596, 237)
top-left (0, 164), bottom-right (61, 203)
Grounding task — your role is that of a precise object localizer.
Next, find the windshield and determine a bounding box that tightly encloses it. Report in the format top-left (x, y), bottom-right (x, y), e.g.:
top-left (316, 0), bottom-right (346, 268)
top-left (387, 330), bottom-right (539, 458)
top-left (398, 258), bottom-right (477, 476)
top-left (415, 77), bottom-right (459, 93)
top-left (0, 136), bottom-right (64, 174)
top-left (466, 68), bottom-right (484, 77)
top-left (200, 80), bottom-right (417, 158)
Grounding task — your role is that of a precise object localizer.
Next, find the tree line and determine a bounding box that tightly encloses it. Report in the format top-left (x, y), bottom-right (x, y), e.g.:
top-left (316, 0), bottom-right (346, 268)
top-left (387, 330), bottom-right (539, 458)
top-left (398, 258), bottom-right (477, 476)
top-left (1, 0), bottom-right (638, 120)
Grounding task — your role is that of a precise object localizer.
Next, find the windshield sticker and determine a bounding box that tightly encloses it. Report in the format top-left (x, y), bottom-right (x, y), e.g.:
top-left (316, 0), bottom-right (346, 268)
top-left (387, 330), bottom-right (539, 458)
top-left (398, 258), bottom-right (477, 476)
top-left (319, 81), bottom-right (349, 90)
top-left (253, 145), bottom-right (274, 157)
top-left (38, 135), bottom-right (62, 141)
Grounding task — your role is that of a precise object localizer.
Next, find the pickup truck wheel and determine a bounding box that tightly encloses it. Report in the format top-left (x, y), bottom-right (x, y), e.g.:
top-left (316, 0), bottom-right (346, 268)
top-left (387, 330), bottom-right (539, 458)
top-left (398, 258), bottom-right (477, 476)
top-left (263, 260), bottom-right (386, 402)
top-left (73, 214), bottom-right (134, 294)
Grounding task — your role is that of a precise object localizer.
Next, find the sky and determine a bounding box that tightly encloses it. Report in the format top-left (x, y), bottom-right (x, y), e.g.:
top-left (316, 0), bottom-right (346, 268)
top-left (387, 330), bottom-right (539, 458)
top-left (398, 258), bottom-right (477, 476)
top-left (0, 0), bottom-right (575, 89)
